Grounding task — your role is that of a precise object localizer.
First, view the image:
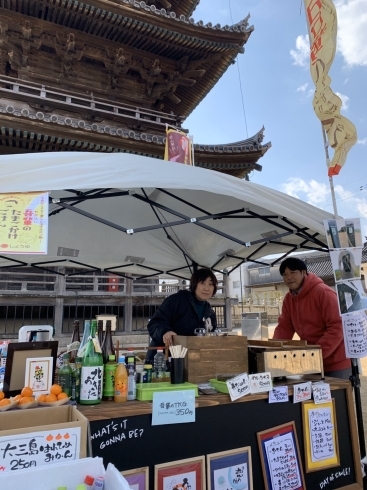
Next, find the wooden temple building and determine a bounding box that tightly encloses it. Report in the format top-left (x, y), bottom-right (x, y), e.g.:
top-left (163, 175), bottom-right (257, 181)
top-left (0, 0), bottom-right (271, 179)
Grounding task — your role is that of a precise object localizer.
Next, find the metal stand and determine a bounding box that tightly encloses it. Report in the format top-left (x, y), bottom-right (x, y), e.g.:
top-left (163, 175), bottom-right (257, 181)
top-left (350, 358), bottom-right (367, 489)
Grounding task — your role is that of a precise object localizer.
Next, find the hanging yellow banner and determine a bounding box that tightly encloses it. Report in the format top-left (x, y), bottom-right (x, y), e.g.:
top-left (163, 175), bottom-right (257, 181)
top-left (0, 192), bottom-right (49, 254)
top-left (164, 129), bottom-right (192, 165)
top-left (305, 0), bottom-right (357, 176)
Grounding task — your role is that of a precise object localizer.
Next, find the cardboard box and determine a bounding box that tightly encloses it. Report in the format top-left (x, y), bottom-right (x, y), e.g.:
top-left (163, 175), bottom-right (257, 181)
top-left (173, 335), bottom-right (248, 384)
top-left (0, 405), bottom-right (88, 461)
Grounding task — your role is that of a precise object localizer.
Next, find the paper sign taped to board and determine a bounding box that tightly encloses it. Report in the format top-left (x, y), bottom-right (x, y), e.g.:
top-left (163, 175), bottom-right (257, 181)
top-left (269, 386), bottom-right (289, 403)
top-left (152, 389), bottom-right (195, 426)
top-left (249, 372), bottom-right (272, 393)
top-left (293, 381), bottom-right (312, 403)
top-left (0, 427), bottom-right (81, 472)
top-left (226, 372), bottom-right (250, 401)
top-left (342, 311), bottom-right (367, 358)
top-left (313, 383), bottom-right (332, 404)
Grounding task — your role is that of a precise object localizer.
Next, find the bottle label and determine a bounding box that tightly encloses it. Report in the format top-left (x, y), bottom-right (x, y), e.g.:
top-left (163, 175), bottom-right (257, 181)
top-left (80, 366), bottom-right (104, 401)
top-left (127, 374), bottom-right (136, 400)
top-left (92, 337), bottom-right (102, 353)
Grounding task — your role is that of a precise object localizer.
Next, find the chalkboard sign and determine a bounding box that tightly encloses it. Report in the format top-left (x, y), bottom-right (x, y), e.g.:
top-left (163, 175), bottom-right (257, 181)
top-left (89, 387), bottom-right (361, 489)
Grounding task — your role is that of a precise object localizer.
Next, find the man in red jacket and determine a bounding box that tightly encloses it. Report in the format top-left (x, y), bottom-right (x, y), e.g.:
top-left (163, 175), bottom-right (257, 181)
top-left (273, 257), bottom-right (351, 379)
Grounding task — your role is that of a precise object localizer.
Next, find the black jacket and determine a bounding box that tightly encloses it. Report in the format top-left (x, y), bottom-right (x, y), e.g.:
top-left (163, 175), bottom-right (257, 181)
top-left (146, 290), bottom-right (217, 361)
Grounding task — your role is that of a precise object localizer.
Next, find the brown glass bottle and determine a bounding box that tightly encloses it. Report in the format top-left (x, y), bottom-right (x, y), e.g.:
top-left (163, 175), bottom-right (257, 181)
top-left (101, 320), bottom-right (115, 365)
top-left (69, 319), bottom-right (80, 365)
top-left (97, 320), bottom-right (104, 349)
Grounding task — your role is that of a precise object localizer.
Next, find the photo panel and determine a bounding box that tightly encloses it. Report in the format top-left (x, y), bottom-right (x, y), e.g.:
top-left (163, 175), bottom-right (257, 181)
top-left (336, 280), bottom-right (367, 315)
top-left (330, 248), bottom-right (362, 283)
top-left (323, 218), bottom-right (362, 250)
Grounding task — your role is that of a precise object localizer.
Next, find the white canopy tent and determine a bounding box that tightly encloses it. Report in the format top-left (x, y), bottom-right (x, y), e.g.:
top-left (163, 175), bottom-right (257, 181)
top-left (0, 152), bottom-right (337, 279)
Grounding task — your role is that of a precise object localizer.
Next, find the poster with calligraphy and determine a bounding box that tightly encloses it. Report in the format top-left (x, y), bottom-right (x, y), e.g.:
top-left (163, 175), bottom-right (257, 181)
top-left (302, 400), bottom-right (339, 472)
top-left (257, 422), bottom-right (305, 490)
top-left (0, 192), bottom-right (48, 254)
top-left (0, 427), bottom-right (81, 472)
top-left (207, 446), bottom-right (253, 490)
top-left (154, 456), bottom-right (205, 490)
top-left (342, 311), bottom-right (367, 358)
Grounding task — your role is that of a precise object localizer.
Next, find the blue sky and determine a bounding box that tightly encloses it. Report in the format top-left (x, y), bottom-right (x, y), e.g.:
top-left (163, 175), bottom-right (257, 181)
top-left (185, 0), bottom-right (367, 238)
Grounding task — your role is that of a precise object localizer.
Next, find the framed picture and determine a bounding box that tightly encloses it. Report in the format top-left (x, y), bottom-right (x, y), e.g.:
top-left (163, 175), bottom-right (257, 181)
top-left (302, 399), bottom-right (340, 472)
top-left (257, 422), bottom-right (305, 490)
top-left (24, 356), bottom-right (53, 394)
top-left (3, 341), bottom-right (58, 397)
top-left (155, 455), bottom-right (205, 490)
top-left (121, 466), bottom-right (149, 490)
top-left (207, 447), bottom-right (253, 490)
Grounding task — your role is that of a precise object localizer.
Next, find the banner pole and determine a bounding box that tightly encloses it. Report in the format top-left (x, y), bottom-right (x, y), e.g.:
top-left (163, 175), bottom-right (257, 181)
top-left (320, 123), bottom-right (338, 218)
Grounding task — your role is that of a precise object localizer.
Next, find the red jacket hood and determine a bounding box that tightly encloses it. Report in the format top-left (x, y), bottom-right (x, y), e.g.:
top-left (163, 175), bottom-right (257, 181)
top-left (293, 272), bottom-right (324, 298)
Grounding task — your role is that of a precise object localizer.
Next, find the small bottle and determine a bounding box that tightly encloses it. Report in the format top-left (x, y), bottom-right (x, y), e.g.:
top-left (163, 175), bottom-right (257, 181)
top-left (127, 364), bottom-right (136, 401)
top-left (97, 320), bottom-right (104, 349)
top-left (71, 357), bottom-right (82, 402)
top-left (79, 320), bottom-right (104, 405)
top-left (58, 353), bottom-right (73, 397)
top-left (114, 355), bottom-right (128, 403)
top-left (77, 320), bottom-right (91, 358)
top-left (153, 349), bottom-right (165, 381)
top-left (84, 475), bottom-right (94, 489)
top-left (69, 320), bottom-right (81, 366)
top-left (101, 320), bottom-right (115, 365)
top-left (103, 354), bottom-right (117, 401)
top-left (92, 476), bottom-right (104, 490)
top-left (143, 362), bottom-right (152, 383)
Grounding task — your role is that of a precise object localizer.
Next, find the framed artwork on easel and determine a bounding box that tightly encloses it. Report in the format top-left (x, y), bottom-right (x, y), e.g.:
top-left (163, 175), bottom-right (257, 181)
top-left (207, 446), bottom-right (253, 490)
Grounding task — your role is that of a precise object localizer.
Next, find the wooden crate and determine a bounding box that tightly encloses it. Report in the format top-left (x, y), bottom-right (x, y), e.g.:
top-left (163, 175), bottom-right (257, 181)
top-left (173, 335), bottom-right (248, 384)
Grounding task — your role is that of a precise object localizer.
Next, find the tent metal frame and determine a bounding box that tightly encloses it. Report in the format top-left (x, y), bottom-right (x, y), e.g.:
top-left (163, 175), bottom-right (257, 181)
top-left (0, 187), bottom-right (329, 279)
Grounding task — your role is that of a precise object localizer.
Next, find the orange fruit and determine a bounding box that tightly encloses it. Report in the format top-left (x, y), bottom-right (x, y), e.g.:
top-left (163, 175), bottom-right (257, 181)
top-left (21, 386), bottom-right (33, 397)
top-left (45, 393), bottom-right (57, 402)
top-left (57, 392), bottom-right (68, 400)
top-left (50, 384), bottom-right (62, 396)
top-left (0, 398), bottom-right (11, 406)
top-left (38, 394), bottom-right (47, 402)
top-left (14, 394), bottom-right (23, 401)
top-left (18, 396), bottom-right (35, 404)
top-left (0, 391), bottom-right (4, 401)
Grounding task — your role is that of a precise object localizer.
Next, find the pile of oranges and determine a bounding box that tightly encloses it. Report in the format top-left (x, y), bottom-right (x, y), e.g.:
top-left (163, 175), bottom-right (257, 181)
top-left (0, 390), bottom-right (11, 407)
top-left (37, 383), bottom-right (69, 403)
top-left (13, 386), bottom-right (36, 405)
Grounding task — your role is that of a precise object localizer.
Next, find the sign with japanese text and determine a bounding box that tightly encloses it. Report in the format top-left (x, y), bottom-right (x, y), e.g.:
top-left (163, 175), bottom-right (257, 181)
top-left (312, 383), bottom-right (332, 404)
top-left (0, 427), bottom-right (81, 472)
top-left (305, 0), bottom-right (357, 176)
top-left (249, 372), bottom-right (272, 394)
top-left (269, 386), bottom-right (289, 404)
top-left (0, 192), bottom-right (48, 254)
top-left (309, 406), bottom-right (336, 462)
top-left (293, 381), bottom-right (312, 403)
top-left (342, 312), bottom-right (367, 358)
top-left (226, 373), bottom-right (250, 401)
top-left (152, 389), bottom-right (195, 426)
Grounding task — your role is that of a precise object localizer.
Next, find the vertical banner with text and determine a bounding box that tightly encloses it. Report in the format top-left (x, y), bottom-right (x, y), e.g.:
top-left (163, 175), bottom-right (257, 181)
top-left (0, 192), bottom-right (49, 254)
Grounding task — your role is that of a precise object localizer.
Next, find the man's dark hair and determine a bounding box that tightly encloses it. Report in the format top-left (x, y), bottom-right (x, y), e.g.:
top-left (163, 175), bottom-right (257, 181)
top-left (189, 268), bottom-right (218, 296)
top-left (279, 257), bottom-right (308, 276)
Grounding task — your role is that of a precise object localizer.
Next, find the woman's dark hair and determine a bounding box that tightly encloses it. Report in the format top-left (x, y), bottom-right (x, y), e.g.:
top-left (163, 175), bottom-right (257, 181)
top-left (279, 257), bottom-right (308, 276)
top-left (189, 268), bottom-right (218, 296)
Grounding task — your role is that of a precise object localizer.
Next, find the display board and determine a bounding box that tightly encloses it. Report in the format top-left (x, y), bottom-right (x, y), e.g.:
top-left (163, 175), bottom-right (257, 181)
top-left (89, 387), bottom-right (361, 489)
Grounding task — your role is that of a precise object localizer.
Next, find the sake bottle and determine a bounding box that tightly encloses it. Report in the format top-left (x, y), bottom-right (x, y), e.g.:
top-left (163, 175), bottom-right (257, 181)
top-left (79, 320), bottom-right (104, 405)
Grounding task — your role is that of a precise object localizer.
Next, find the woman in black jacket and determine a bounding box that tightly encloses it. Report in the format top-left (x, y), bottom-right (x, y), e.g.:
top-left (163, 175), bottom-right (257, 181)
top-left (146, 268), bottom-right (218, 360)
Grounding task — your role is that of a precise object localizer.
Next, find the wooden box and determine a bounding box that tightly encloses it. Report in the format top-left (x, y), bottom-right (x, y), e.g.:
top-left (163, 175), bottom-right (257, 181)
top-left (173, 335), bottom-right (248, 384)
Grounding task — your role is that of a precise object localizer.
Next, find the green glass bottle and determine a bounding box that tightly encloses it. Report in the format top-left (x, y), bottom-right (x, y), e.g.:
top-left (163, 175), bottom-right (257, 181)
top-left (71, 356), bottom-right (82, 403)
top-left (79, 320), bottom-right (104, 405)
top-left (103, 354), bottom-right (118, 401)
top-left (58, 353), bottom-right (73, 397)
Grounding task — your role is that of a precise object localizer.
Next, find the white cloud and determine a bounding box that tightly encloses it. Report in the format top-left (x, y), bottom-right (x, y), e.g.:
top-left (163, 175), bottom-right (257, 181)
top-left (290, 35), bottom-right (310, 67)
top-left (307, 89), bottom-right (314, 98)
top-left (296, 83), bottom-right (308, 92)
top-left (281, 178), bottom-right (330, 205)
top-left (335, 92), bottom-right (350, 110)
top-left (335, 0), bottom-right (367, 66)
top-left (344, 78), bottom-right (350, 84)
top-left (357, 137), bottom-right (367, 145)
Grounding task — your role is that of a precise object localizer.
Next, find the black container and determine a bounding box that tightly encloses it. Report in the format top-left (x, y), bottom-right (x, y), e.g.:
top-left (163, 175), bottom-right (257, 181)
top-left (170, 358), bottom-right (185, 384)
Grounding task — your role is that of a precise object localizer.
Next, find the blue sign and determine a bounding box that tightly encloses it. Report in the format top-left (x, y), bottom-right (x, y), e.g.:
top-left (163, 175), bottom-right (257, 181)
top-left (152, 389), bottom-right (196, 426)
